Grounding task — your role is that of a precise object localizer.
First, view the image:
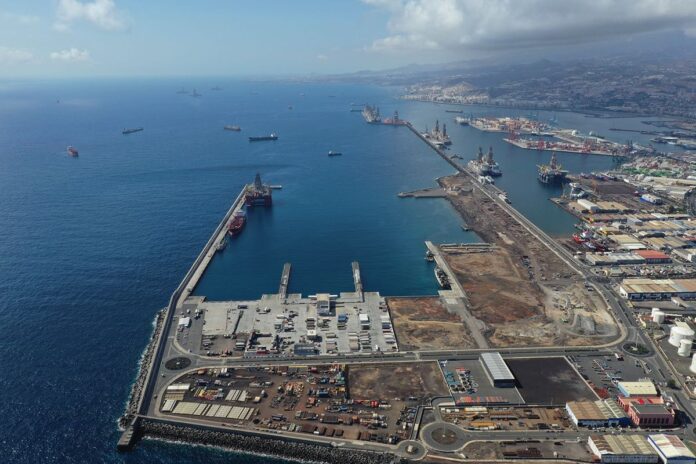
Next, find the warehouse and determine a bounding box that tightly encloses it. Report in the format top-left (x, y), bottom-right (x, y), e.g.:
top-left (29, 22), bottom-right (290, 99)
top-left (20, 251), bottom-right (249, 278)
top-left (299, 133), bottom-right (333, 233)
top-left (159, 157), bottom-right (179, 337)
top-left (648, 434), bottom-right (696, 464)
top-left (566, 400), bottom-right (630, 427)
top-left (635, 250), bottom-right (672, 264)
top-left (479, 352), bottom-right (515, 387)
top-left (585, 252), bottom-right (646, 266)
top-left (619, 279), bottom-right (696, 301)
top-left (588, 434), bottom-right (659, 464)
top-left (617, 380), bottom-right (658, 398)
top-left (628, 403), bottom-right (676, 428)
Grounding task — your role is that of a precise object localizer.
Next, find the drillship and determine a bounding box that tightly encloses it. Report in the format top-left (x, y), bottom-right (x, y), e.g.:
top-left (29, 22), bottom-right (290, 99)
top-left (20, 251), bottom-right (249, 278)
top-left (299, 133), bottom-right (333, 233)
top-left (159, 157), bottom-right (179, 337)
top-left (467, 146), bottom-right (501, 177)
top-left (425, 120), bottom-right (451, 146)
top-left (248, 133), bottom-right (278, 142)
top-left (362, 104), bottom-right (381, 124)
top-left (244, 173), bottom-right (273, 207)
top-left (538, 152), bottom-right (568, 184)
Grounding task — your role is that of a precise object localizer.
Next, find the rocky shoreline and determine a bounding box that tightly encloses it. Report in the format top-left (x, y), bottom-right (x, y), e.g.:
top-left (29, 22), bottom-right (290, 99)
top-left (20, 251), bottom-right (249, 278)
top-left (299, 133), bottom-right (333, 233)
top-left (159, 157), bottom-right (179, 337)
top-left (140, 420), bottom-right (400, 464)
top-left (119, 308), bottom-right (166, 429)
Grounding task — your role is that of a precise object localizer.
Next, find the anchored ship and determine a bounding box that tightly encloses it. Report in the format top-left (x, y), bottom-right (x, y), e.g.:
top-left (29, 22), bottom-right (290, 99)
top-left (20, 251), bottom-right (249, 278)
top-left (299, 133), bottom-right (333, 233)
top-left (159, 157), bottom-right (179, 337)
top-left (328, 150), bottom-right (342, 157)
top-left (249, 133), bottom-right (278, 142)
top-left (538, 152), bottom-right (568, 184)
top-left (67, 145), bottom-right (78, 157)
top-left (122, 127), bottom-right (144, 135)
top-left (362, 105), bottom-right (381, 124)
top-left (244, 173), bottom-right (273, 207)
top-left (224, 125), bottom-right (241, 131)
top-left (227, 210), bottom-right (246, 237)
top-left (468, 146), bottom-right (501, 177)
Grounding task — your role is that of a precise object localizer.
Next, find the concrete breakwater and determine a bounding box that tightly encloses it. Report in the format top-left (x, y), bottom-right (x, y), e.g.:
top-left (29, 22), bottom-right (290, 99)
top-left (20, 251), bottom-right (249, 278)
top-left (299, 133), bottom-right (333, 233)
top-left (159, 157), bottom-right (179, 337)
top-left (119, 308), bottom-right (166, 429)
top-left (140, 420), bottom-right (399, 464)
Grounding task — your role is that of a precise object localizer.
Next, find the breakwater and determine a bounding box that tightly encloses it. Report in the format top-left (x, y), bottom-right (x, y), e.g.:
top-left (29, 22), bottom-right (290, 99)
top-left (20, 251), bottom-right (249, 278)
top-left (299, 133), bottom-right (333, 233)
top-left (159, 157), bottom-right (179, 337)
top-left (140, 420), bottom-right (398, 464)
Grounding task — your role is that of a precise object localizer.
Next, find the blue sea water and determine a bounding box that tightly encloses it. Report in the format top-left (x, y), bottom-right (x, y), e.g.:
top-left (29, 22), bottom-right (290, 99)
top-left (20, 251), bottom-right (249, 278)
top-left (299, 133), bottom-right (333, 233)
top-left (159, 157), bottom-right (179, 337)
top-left (0, 78), bottom-right (635, 463)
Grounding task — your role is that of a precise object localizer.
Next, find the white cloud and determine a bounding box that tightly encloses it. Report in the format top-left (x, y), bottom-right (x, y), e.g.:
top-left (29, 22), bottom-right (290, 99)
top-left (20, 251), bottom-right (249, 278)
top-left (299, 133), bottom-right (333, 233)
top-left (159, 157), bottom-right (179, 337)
top-left (0, 12), bottom-right (40, 25)
top-left (50, 48), bottom-right (90, 62)
top-left (316, 54), bottom-right (328, 61)
top-left (55, 0), bottom-right (126, 31)
top-left (0, 46), bottom-right (34, 64)
top-left (363, 0), bottom-right (696, 53)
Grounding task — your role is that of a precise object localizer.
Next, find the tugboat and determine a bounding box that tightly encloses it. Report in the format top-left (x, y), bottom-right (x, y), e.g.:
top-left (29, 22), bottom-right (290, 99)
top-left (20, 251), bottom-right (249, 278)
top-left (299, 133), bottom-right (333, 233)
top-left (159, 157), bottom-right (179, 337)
top-left (227, 210), bottom-right (246, 237)
top-left (328, 150), bottom-right (342, 157)
top-left (434, 266), bottom-right (451, 289)
top-left (67, 146), bottom-right (78, 157)
top-left (216, 237), bottom-right (227, 251)
top-left (249, 133), bottom-right (278, 142)
top-left (224, 125), bottom-right (241, 131)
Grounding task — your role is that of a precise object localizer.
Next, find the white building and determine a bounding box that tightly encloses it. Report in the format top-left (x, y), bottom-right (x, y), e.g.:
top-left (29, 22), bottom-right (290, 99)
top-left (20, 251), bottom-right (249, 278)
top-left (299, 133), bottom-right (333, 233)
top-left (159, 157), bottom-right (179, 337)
top-left (588, 435), bottom-right (659, 464)
top-left (648, 434), bottom-right (696, 464)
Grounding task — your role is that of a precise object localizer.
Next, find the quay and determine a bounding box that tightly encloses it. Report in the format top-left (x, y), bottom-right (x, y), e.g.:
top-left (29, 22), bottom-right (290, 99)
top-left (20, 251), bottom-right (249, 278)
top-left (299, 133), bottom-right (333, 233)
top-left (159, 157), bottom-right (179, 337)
top-left (352, 261), bottom-right (363, 300)
top-left (504, 136), bottom-right (615, 156)
top-left (397, 187), bottom-right (446, 198)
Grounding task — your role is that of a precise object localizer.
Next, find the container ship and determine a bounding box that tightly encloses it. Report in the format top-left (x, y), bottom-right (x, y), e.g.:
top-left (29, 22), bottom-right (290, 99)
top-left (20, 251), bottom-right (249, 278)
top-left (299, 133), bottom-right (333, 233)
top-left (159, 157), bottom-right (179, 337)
top-left (362, 105), bottom-right (381, 124)
top-left (468, 146), bottom-right (501, 177)
top-left (538, 152), bottom-right (568, 184)
top-left (67, 146), bottom-right (78, 157)
top-left (224, 125), bottom-right (241, 131)
top-left (244, 173), bottom-right (273, 207)
top-left (249, 133), bottom-right (278, 142)
top-left (122, 127), bottom-right (144, 135)
top-left (227, 210), bottom-right (246, 237)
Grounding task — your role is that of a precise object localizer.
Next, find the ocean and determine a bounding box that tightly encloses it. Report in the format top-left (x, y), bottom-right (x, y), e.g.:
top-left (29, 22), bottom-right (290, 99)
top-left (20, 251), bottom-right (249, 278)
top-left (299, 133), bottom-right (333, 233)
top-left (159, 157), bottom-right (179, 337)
top-left (0, 78), bottom-right (646, 463)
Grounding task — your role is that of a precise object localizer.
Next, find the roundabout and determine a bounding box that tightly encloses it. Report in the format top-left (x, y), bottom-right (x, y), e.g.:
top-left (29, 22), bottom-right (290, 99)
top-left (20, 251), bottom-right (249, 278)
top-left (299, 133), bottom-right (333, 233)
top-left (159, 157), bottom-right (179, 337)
top-left (164, 356), bottom-right (192, 370)
top-left (420, 421), bottom-right (468, 453)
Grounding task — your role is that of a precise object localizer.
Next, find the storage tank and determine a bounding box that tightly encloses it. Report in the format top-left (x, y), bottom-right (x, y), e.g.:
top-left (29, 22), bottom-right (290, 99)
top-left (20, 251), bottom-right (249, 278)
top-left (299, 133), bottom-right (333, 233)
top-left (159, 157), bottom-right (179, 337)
top-left (679, 339), bottom-right (693, 357)
top-left (669, 325), bottom-right (695, 347)
top-left (653, 310), bottom-right (665, 324)
top-left (690, 353), bottom-right (696, 374)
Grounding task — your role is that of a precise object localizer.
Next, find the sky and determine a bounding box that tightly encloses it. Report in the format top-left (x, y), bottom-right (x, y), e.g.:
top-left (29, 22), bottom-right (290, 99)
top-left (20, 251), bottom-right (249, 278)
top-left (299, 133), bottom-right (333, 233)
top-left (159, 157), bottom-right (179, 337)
top-left (1, 0), bottom-right (696, 77)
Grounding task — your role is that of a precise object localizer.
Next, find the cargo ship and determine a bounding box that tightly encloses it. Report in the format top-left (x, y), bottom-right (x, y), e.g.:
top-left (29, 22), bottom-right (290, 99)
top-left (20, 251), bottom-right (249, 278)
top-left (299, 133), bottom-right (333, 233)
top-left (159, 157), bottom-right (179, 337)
top-left (122, 127), bottom-right (143, 135)
top-left (227, 210), bottom-right (246, 237)
top-left (468, 146), bottom-right (501, 177)
top-left (362, 105), bottom-right (381, 124)
top-left (434, 266), bottom-right (451, 289)
top-left (328, 150), bottom-right (342, 157)
top-left (244, 173), bottom-right (273, 207)
top-left (538, 152), bottom-right (568, 184)
top-left (67, 145), bottom-right (78, 157)
top-left (249, 133), bottom-right (278, 142)
top-left (224, 125), bottom-right (241, 131)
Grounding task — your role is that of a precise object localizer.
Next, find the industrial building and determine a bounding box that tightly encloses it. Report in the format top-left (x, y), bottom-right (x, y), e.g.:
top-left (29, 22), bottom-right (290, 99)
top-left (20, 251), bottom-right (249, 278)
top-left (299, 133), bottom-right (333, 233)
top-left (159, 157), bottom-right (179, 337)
top-left (648, 434), bottom-right (696, 464)
top-left (628, 403), bottom-right (676, 428)
top-left (314, 293), bottom-right (333, 317)
top-left (479, 352), bottom-right (515, 387)
top-left (585, 252), bottom-right (646, 266)
top-left (618, 396), bottom-right (665, 412)
top-left (617, 380), bottom-right (658, 398)
top-left (619, 279), bottom-right (696, 301)
top-left (566, 400), bottom-right (630, 427)
top-left (634, 250), bottom-right (672, 264)
top-left (588, 434), bottom-right (659, 464)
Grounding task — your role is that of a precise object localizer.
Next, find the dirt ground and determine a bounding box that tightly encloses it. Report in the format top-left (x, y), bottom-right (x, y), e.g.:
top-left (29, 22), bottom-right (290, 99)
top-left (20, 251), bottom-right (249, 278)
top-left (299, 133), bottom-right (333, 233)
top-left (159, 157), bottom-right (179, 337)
top-left (438, 174), bottom-right (618, 347)
top-left (347, 362), bottom-right (449, 400)
top-left (387, 297), bottom-right (477, 350)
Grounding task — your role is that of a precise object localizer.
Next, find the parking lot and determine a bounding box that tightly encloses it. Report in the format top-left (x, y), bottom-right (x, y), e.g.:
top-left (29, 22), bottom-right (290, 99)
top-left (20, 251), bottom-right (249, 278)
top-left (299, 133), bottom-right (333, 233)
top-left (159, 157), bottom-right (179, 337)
top-left (567, 353), bottom-right (652, 398)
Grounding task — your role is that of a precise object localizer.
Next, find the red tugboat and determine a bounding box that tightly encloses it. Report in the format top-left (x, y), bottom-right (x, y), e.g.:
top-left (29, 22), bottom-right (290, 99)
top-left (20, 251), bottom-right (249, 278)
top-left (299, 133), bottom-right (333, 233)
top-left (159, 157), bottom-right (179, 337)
top-left (245, 173), bottom-right (273, 207)
top-left (227, 210), bottom-right (246, 237)
top-left (67, 145), bottom-right (79, 157)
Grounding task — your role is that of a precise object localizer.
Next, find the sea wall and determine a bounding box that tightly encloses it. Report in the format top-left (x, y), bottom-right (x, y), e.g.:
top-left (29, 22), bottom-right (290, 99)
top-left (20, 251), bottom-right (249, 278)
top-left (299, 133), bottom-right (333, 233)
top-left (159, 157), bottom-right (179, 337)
top-left (140, 419), bottom-right (400, 464)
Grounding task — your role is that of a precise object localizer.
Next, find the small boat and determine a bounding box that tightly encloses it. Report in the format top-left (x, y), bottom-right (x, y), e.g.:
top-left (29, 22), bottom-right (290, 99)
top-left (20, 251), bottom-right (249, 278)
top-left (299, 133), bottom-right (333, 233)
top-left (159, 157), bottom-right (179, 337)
top-left (191, 89), bottom-right (202, 97)
top-left (249, 133), bottom-right (278, 142)
top-left (216, 237), bottom-right (227, 251)
top-left (224, 125), bottom-right (241, 131)
top-left (425, 250), bottom-right (434, 262)
top-left (67, 145), bottom-right (78, 157)
top-left (122, 127), bottom-right (144, 135)
top-left (328, 150), bottom-right (342, 157)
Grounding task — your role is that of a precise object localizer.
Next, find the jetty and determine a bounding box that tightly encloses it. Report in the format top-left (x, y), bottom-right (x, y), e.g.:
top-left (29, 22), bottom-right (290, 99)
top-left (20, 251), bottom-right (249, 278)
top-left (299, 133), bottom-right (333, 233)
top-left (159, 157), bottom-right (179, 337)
top-left (397, 187), bottom-right (447, 198)
top-left (278, 263), bottom-right (291, 301)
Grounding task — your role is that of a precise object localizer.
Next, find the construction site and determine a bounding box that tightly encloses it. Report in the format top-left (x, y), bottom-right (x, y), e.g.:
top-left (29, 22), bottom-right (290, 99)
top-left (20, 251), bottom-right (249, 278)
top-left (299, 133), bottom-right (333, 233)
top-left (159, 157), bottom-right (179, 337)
top-left (432, 173), bottom-right (619, 347)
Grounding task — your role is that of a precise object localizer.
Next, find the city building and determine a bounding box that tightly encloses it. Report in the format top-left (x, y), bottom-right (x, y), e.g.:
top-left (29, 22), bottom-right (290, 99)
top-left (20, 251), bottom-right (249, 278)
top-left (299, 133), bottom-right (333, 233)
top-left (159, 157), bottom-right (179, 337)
top-left (566, 400), bottom-right (630, 427)
top-left (588, 434), bottom-right (659, 464)
top-left (629, 403), bottom-right (676, 427)
top-left (617, 380), bottom-right (659, 398)
top-left (648, 434), bottom-right (696, 464)
top-left (619, 279), bottom-right (696, 301)
top-left (479, 352), bottom-right (515, 387)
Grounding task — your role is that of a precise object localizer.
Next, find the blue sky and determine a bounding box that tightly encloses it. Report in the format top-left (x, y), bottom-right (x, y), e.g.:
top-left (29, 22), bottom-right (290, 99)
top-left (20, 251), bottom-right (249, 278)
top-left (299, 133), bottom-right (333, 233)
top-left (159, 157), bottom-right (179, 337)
top-left (1, 0), bottom-right (696, 77)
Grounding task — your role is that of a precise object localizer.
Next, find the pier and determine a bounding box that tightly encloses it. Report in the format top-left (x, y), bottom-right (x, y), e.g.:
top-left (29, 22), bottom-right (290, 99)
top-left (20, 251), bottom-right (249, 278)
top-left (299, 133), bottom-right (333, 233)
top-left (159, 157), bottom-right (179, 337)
top-left (397, 187), bottom-right (446, 198)
top-left (278, 263), bottom-right (291, 301)
top-left (351, 261), bottom-right (363, 301)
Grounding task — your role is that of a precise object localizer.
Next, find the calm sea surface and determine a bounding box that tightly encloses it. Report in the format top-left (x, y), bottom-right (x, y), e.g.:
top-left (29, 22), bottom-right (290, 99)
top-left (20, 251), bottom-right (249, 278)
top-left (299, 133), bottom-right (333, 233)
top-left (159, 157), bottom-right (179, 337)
top-left (0, 78), bottom-right (647, 463)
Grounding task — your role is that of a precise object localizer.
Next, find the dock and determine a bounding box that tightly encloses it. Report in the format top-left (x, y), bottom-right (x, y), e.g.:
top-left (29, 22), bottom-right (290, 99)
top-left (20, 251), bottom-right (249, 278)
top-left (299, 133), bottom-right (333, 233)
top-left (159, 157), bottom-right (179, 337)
top-left (398, 187), bottom-right (447, 198)
top-left (352, 261), bottom-right (363, 301)
top-left (278, 263), bottom-right (291, 301)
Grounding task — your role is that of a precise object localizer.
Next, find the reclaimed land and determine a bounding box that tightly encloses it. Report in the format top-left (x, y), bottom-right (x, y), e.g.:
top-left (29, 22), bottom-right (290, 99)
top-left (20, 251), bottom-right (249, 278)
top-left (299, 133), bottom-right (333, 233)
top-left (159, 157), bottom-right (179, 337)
top-left (387, 296), bottom-right (477, 351)
top-left (438, 173), bottom-right (618, 348)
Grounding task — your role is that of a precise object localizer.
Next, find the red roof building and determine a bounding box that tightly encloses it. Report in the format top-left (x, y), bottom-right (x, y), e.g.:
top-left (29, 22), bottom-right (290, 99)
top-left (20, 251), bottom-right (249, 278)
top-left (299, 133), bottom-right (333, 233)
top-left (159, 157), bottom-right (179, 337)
top-left (634, 250), bottom-right (671, 264)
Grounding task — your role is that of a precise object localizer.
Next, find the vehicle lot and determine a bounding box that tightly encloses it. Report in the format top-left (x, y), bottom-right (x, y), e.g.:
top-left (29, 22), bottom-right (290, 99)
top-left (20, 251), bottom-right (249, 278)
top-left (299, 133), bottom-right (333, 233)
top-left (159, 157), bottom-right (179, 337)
top-left (440, 359), bottom-right (524, 405)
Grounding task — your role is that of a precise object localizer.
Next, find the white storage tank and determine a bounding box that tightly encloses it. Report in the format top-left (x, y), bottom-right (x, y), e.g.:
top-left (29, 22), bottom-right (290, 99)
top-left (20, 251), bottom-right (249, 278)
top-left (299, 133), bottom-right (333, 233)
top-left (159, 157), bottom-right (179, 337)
top-left (669, 325), bottom-right (695, 347)
top-left (690, 353), bottom-right (696, 374)
top-left (679, 339), bottom-right (693, 357)
top-left (653, 310), bottom-right (665, 324)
